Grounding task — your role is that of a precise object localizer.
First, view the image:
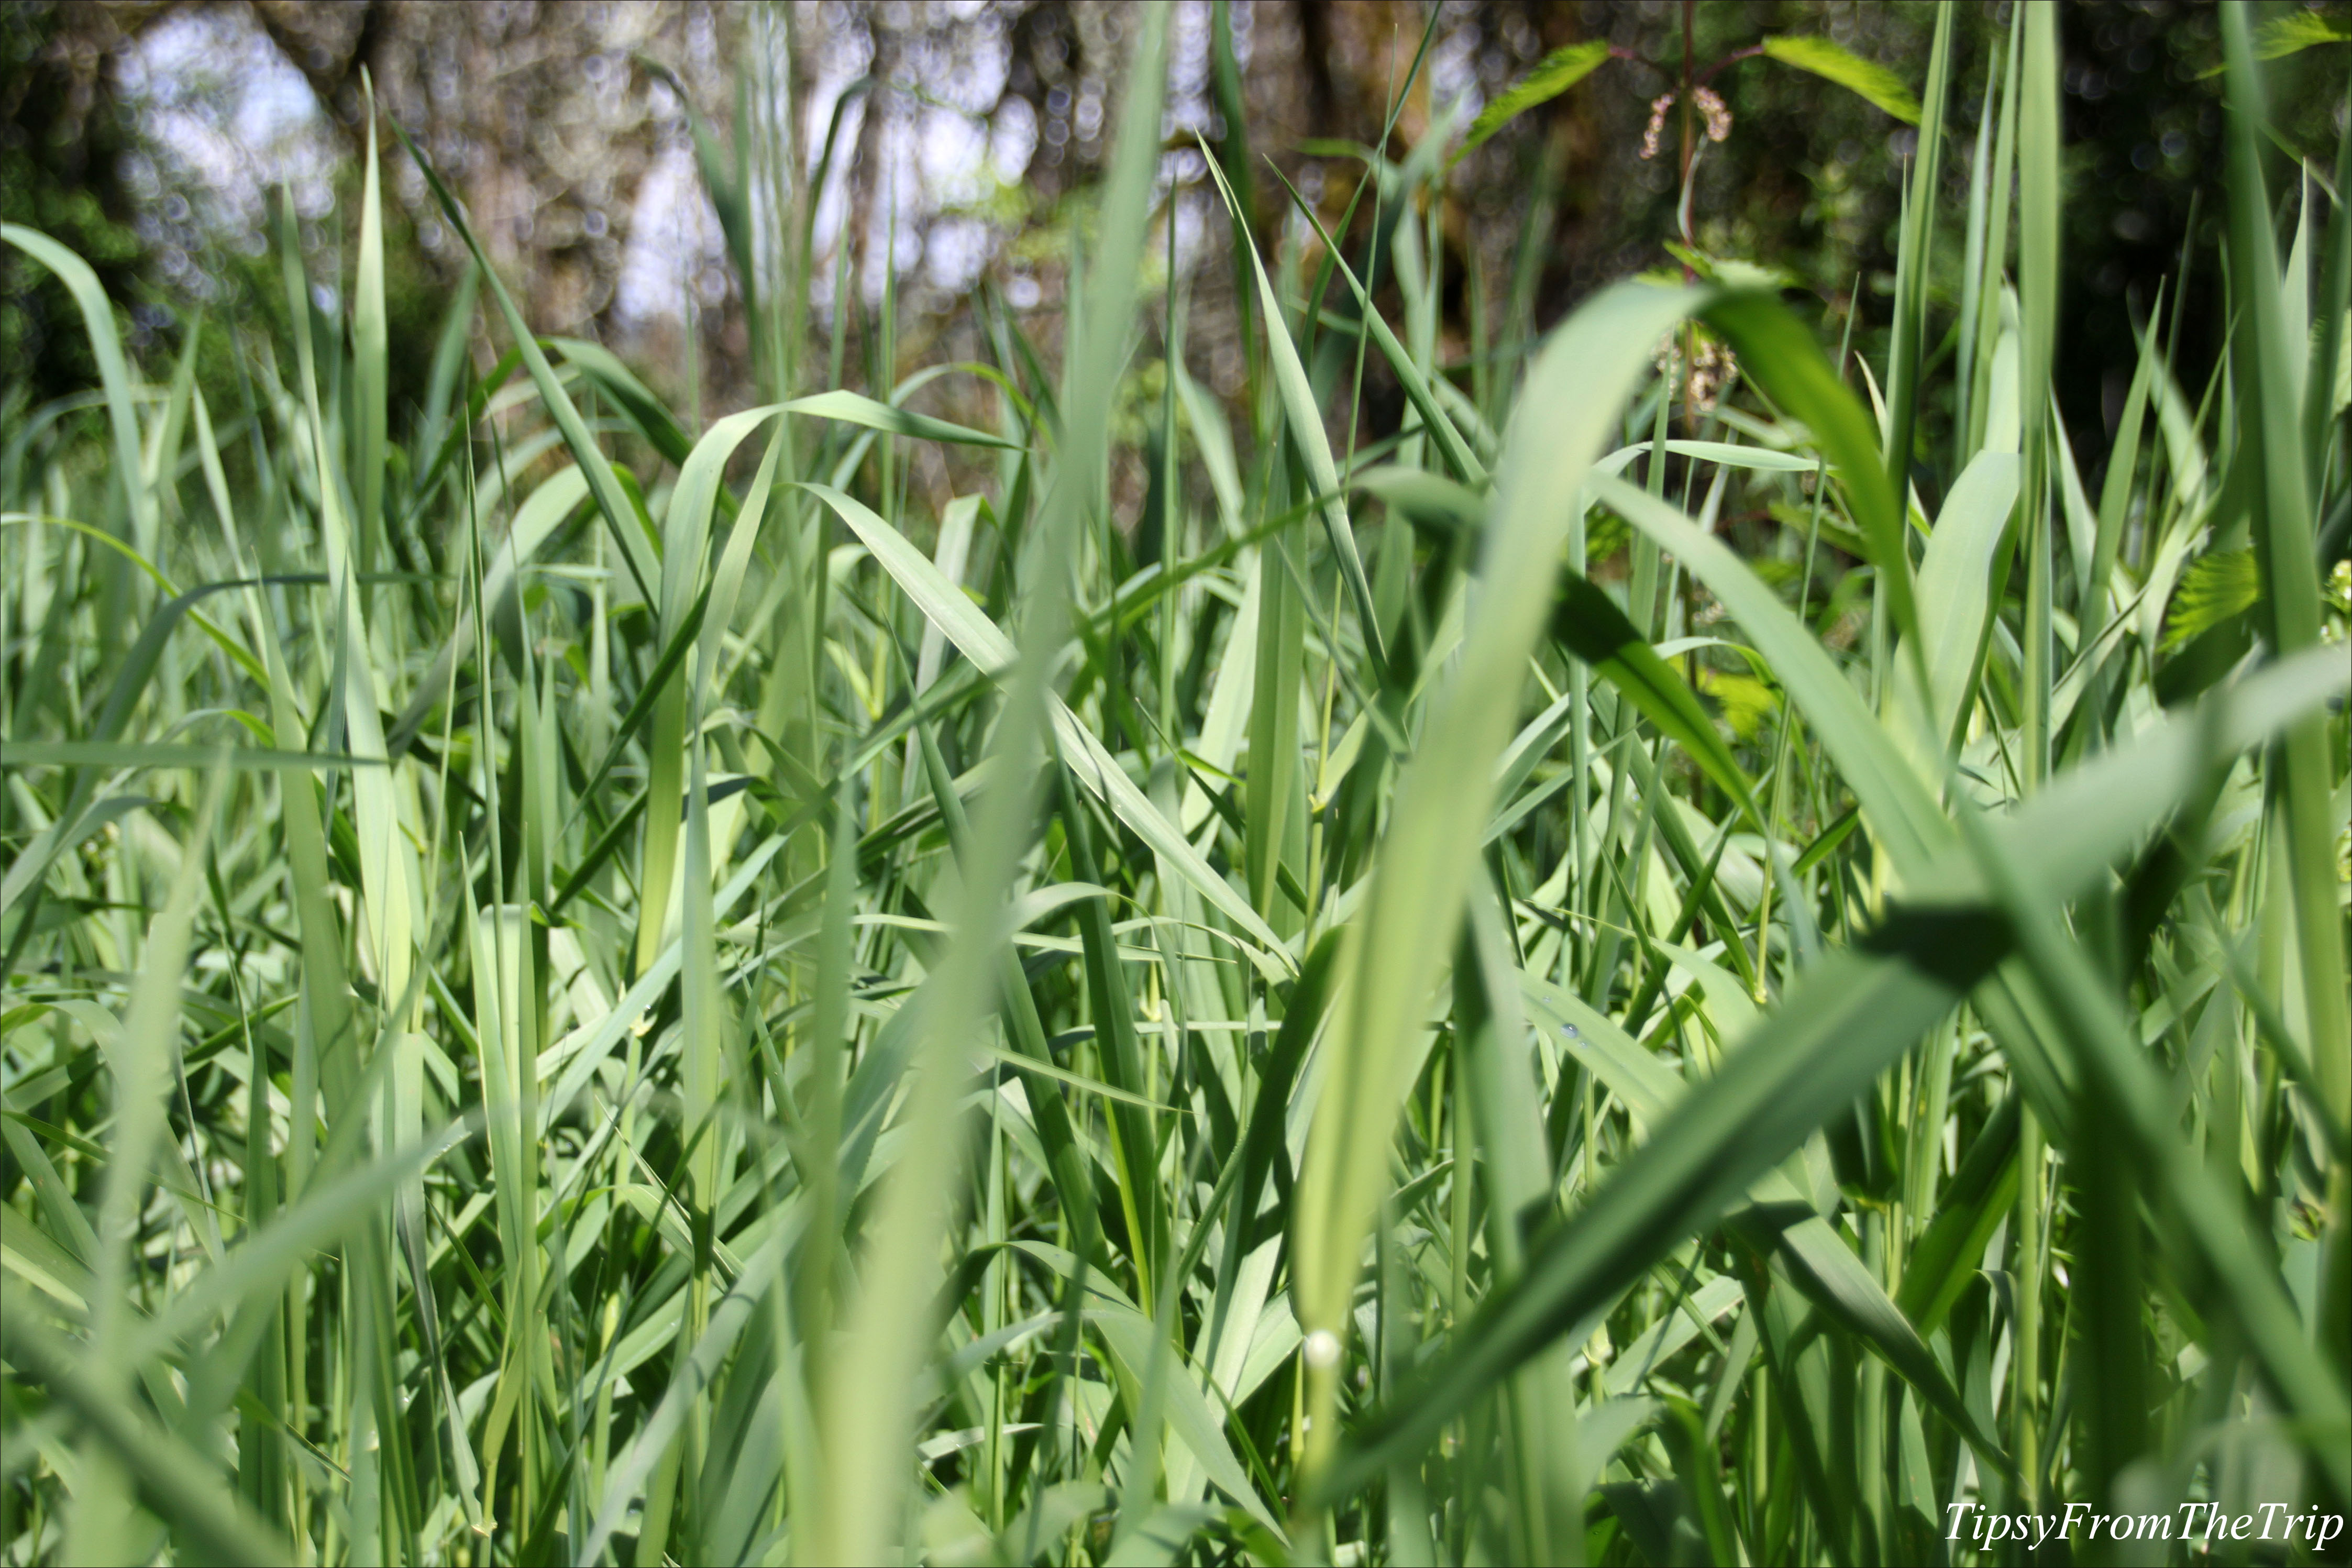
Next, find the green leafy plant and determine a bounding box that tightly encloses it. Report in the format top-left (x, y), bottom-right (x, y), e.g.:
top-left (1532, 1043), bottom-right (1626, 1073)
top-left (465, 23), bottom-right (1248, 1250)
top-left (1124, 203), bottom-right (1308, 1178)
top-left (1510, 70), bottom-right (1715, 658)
top-left (1453, 14), bottom-right (1923, 173)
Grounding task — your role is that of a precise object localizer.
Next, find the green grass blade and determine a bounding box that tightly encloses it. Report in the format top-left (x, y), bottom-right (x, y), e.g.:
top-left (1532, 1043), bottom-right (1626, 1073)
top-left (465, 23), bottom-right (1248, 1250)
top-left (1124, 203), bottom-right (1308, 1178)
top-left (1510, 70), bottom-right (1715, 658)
top-left (1325, 647), bottom-right (2347, 1494)
top-left (354, 88), bottom-right (388, 583)
top-left (1893, 1095), bottom-right (2020, 1334)
top-left (2017, 0), bottom-right (2061, 797)
top-left (1704, 292), bottom-right (1919, 652)
top-left (2090, 316), bottom-right (2161, 642)
top-left (389, 119), bottom-right (661, 606)
top-left (1957, 794), bottom-right (2350, 1478)
top-left (1197, 149), bottom-right (1386, 669)
top-left (1294, 279), bottom-right (1694, 1481)
top-left (1272, 171), bottom-right (1485, 486)
top-left (1906, 451), bottom-right (2022, 756)
top-left (1879, 5), bottom-right (1954, 508)
top-left (635, 405), bottom-right (783, 976)
top-left (0, 742), bottom-right (381, 770)
top-left (2, 1289), bottom-right (292, 1565)
top-left (2218, 1), bottom-right (2350, 1130)
top-left (1550, 571), bottom-right (1765, 833)
top-left (1592, 473), bottom-right (1948, 877)
top-left (1744, 1207), bottom-right (2007, 1478)
top-left (1243, 541), bottom-right (1304, 926)
top-left (0, 225), bottom-right (156, 557)
top-left (800, 480), bottom-right (1286, 957)
top-left (782, 388), bottom-right (1021, 449)
top-left (808, 17), bottom-right (1169, 1560)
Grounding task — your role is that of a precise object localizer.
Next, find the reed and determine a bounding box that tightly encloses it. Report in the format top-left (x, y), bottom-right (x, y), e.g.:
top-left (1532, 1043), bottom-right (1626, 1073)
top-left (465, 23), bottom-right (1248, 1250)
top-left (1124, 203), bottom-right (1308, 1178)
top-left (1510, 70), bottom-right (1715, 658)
top-left (2, 5), bottom-right (2346, 1563)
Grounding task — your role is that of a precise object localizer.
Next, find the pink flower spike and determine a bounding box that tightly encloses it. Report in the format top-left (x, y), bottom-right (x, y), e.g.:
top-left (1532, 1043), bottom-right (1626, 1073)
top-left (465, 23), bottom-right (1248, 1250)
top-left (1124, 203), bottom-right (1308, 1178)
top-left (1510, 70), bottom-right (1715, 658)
top-left (1640, 94), bottom-right (1675, 161)
top-left (1693, 85), bottom-right (1731, 143)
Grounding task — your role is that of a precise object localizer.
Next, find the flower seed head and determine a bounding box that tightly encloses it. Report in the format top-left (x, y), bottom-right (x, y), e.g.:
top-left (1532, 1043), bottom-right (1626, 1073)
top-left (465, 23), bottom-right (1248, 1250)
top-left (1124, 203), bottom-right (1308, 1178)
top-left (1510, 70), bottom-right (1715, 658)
top-left (1640, 94), bottom-right (1675, 161)
top-left (1693, 85), bottom-right (1732, 143)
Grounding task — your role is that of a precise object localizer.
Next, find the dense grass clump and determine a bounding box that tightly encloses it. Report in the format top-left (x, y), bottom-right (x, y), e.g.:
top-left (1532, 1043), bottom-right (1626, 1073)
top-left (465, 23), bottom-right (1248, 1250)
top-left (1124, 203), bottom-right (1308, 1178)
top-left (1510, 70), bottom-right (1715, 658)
top-left (3, 6), bottom-right (2347, 1565)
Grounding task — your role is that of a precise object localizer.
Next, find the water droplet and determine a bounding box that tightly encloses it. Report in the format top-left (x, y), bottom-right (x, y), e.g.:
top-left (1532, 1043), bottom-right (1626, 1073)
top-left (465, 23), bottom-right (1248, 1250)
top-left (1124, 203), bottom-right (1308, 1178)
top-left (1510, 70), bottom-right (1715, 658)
top-left (1561, 1023), bottom-right (1580, 1039)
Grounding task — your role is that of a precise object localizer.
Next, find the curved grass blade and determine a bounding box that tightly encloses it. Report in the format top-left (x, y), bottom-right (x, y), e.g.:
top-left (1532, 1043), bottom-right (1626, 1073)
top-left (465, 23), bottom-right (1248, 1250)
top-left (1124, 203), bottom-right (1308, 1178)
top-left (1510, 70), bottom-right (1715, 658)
top-left (1894, 1094), bottom-right (2021, 1334)
top-left (1, 225), bottom-right (155, 554)
top-left (1592, 473), bottom-right (1948, 878)
top-left (1271, 170), bottom-right (1485, 487)
top-left (1195, 147), bottom-right (1386, 668)
top-left (783, 388), bottom-right (1021, 450)
top-left (1550, 572), bottom-right (1764, 832)
top-left (1293, 279), bottom-right (1696, 1480)
top-left (1, 1288), bottom-right (292, 1566)
top-left (799, 480), bottom-right (1286, 960)
top-left (389, 117), bottom-right (662, 606)
top-left (635, 404), bottom-right (785, 976)
top-left (1323, 646), bottom-right (2348, 1496)
top-left (1700, 291), bottom-right (1919, 652)
top-left (1907, 451), bottom-right (2022, 755)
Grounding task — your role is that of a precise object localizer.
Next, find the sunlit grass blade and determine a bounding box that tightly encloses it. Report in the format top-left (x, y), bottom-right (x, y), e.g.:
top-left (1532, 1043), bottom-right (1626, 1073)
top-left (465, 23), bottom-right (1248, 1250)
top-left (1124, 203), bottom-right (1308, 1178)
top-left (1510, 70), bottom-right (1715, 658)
top-left (389, 118), bottom-right (661, 606)
top-left (2218, 0), bottom-right (2350, 1133)
top-left (1326, 646), bottom-right (2347, 1494)
top-left (0, 225), bottom-right (156, 557)
top-left (807, 15), bottom-right (1168, 1562)
top-left (1294, 279), bottom-right (1694, 1487)
top-left (1592, 472), bottom-right (1948, 875)
top-left (5, 12), bottom-right (2344, 1560)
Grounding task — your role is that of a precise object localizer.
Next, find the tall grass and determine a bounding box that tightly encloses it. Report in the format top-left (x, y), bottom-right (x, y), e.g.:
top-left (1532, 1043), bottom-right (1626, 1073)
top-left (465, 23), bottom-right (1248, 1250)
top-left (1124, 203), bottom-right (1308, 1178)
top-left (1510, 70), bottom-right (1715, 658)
top-left (3, 5), bottom-right (2348, 1564)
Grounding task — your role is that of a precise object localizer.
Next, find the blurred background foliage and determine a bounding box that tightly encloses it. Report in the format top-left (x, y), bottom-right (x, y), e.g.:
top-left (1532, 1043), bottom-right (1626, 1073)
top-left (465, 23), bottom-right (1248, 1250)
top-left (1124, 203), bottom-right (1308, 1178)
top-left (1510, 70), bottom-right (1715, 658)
top-left (5, 0), bottom-right (2349, 497)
